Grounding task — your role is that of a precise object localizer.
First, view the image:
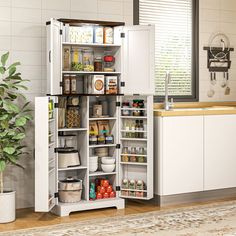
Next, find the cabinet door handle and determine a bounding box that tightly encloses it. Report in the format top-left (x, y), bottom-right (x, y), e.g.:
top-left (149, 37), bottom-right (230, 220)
top-left (49, 50), bottom-right (51, 63)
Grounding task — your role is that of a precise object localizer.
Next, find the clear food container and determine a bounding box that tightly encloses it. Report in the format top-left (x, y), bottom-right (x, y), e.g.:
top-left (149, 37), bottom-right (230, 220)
top-left (103, 51), bottom-right (115, 72)
top-left (82, 49), bottom-right (94, 71)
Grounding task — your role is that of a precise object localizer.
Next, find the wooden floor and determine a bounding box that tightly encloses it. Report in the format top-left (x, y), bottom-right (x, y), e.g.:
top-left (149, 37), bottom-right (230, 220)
top-left (0, 198), bottom-right (236, 232)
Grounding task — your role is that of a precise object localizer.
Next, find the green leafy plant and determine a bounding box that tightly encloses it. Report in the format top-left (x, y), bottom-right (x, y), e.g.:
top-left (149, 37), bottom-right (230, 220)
top-left (0, 52), bottom-right (32, 194)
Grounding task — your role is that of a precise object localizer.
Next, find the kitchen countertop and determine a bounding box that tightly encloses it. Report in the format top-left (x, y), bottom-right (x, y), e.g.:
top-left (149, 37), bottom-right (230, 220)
top-left (154, 102), bottom-right (236, 117)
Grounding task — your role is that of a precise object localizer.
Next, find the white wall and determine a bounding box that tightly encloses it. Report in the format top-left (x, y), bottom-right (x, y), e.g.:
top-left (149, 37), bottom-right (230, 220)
top-left (199, 0), bottom-right (236, 101)
top-left (0, 0), bottom-right (133, 209)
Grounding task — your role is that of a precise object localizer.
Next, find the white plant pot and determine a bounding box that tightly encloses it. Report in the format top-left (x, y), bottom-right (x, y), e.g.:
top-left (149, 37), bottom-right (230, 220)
top-left (0, 191), bottom-right (15, 223)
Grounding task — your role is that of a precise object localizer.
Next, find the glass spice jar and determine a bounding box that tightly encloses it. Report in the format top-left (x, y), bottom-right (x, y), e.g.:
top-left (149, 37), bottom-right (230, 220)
top-left (122, 147), bottom-right (129, 162)
top-left (97, 134), bottom-right (105, 145)
top-left (130, 155), bottom-right (137, 162)
top-left (122, 102), bottom-right (130, 116)
top-left (89, 135), bottom-right (97, 145)
top-left (137, 156), bottom-right (145, 163)
top-left (105, 134), bottom-right (114, 144)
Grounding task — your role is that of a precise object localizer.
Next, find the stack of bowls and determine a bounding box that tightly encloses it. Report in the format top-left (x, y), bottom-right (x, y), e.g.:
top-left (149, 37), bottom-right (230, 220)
top-left (89, 156), bottom-right (98, 172)
top-left (101, 157), bottom-right (116, 173)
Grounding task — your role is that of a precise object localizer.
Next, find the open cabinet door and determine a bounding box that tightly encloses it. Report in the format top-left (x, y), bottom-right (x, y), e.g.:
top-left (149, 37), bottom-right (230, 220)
top-left (121, 25), bottom-right (155, 95)
top-left (47, 18), bottom-right (62, 95)
top-left (35, 97), bottom-right (58, 212)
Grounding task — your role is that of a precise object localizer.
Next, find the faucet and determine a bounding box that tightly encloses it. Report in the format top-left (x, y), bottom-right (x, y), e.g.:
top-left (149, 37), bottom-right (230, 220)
top-left (164, 71), bottom-right (174, 110)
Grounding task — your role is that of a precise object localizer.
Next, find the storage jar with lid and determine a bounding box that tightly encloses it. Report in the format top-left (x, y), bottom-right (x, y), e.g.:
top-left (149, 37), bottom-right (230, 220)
top-left (122, 102), bottom-right (130, 116)
top-left (71, 47), bottom-right (83, 71)
top-left (63, 74), bottom-right (70, 95)
top-left (103, 51), bottom-right (115, 72)
top-left (82, 49), bottom-right (94, 71)
top-left (66, 106), bottom-right (81, 128)
top-left (94, 57), bottom-right (103, 71)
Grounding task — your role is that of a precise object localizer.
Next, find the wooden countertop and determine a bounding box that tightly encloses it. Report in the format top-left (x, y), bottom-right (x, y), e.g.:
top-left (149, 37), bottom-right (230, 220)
top-left (154, 102), bottom-right (236, 117)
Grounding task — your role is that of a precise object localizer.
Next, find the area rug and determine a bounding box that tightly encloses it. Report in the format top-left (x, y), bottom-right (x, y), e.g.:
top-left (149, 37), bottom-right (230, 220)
top-left (2, 201), bottom-right (236, 235)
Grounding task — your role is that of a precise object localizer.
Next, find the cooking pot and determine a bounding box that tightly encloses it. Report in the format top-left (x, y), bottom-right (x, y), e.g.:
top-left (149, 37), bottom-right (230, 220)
top-left (59, 177), bottom-right (82, 191)
top-left (58, 148), bottom-right (81, 169)
top-left (59, 177), bottom-right (83, 203)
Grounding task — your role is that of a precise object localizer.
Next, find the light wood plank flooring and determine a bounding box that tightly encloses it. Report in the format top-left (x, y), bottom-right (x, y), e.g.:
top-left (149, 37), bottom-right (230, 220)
top-left (0, 198), bottom-right (236, 232)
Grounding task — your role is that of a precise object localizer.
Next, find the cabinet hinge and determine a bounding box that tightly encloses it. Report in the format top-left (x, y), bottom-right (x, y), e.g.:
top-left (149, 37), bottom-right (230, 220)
top-left (60, 29), bottom-right (63, 35)
top-left (116, 102), bottom-right (121, 107)
top-left (116, 186), bottom-right (121, 191)
top-left (54, 147), bottom-right (59, 153)
top-left (59, 81), bottom-right (63, 87)
top-left (54, 192), bottom-right (59, 198)
top-left (120, 32), bottom-right (125, 38)
top-left (116, 144), bottom-right (121, 149)
top-left (120, 82), bottom-right (125, 87)
top-left (54, 103), bottom-right (59, 108)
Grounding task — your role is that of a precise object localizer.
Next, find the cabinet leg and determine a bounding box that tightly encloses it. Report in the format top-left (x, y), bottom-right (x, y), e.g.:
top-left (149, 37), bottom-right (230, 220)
top-left (116, 200), bottom-right (125, 209)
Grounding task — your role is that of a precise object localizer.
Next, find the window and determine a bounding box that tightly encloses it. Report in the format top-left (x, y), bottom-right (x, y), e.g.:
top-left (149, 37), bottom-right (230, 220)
top-left (134, 0), bottom-right (199, 101)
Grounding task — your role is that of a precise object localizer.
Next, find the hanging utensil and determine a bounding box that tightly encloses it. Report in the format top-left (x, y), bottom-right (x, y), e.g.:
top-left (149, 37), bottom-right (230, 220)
top-left (225, 72), bottom-right (230, 95)
top-left (211, 72), bottom-right (216, 85)
top-left (207, 72), bottom-right (215, 97)
top-left (221, 72), bottom-right (227, 88)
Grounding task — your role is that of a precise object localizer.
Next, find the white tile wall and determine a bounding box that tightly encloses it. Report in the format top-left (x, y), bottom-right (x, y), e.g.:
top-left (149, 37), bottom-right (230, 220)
top-left (199, 0), bottom-right (236, 101)
top-left (0, 0), bottom-right (133, 209)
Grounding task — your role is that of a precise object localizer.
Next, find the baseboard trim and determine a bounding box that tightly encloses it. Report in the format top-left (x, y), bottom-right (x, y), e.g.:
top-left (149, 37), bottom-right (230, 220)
top-left (156, 188), bottom-right (236, 207)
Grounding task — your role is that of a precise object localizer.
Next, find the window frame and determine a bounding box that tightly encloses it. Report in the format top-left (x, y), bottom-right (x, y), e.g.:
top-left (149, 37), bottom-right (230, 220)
top-left (134, 0), bottom-right (199, 102)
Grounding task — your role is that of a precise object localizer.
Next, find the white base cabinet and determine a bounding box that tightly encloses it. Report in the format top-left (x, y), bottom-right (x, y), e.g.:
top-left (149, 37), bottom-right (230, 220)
top-left (204, 115), bottom-right (236, 190)
top-left (155, 114), bottom-right (236, 197)
top-left (156, 116), bottom-right (204, 196)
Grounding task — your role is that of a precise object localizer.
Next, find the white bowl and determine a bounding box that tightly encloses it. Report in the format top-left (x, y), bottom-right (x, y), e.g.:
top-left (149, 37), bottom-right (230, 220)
top-left (101, 157), bottom-right (116, 164)
top-left (89, 164), bottom-right (98, 172)
top-left (101, 164), bottom-right (115, 173)
top-left (89, 156), bottom-right (98, 161)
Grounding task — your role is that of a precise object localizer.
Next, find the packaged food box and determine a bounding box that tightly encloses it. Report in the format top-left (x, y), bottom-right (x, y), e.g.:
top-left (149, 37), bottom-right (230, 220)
top-left (104, 27), bottom-right (113, 44)
top-left (85, 75), bottom-right (105, 94)
top-left (105, 76), bottom-right (118, 94)
top-left (69, 26), bottom-right (82, 43)
top-left (94, 26), bottom-right (104, 44)
top-left (81, 26), bottom-right (94, 43)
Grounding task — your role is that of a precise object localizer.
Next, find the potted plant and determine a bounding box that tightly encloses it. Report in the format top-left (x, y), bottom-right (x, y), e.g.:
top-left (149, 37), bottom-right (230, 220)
top-left (0, 52), bottom-right (32, 223)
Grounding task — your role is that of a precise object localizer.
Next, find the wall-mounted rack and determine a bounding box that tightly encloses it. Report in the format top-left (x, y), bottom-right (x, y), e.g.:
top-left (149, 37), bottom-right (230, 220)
top-left (203, 46), bottom-right (234, 72)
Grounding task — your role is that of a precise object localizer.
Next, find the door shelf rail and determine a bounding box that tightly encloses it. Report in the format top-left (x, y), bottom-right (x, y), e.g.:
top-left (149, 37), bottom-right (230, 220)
top-left (120, 116), bottom-right (147, 119)
top-left (120, 162), bottom-right (147, 166)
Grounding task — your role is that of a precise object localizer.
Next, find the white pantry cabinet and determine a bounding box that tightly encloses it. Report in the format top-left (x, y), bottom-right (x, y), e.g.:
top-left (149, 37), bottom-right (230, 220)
top-left (35, 19), bottom-right (155, 216)
top-left (204, 115), bottom-right (236, 190)
top-left (156, 116), bottom-right (204, 196)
